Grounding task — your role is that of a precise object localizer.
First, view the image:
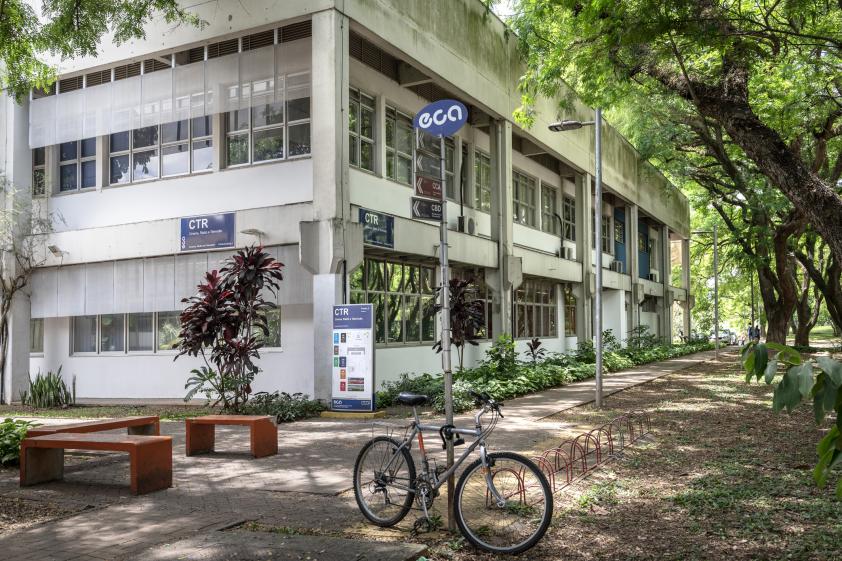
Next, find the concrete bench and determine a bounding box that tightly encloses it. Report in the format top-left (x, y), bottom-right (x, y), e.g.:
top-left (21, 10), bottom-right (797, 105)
top-left (20, 433), bottom-right (172, 495)
top-left (26, 416), bottom-right (160, 437)
top-left (185, 415), bottom-right (277, 458)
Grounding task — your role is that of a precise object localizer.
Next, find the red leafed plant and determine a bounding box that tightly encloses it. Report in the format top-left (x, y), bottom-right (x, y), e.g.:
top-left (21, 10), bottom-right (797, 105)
top-left (177, 246), bottom-right (284, 412)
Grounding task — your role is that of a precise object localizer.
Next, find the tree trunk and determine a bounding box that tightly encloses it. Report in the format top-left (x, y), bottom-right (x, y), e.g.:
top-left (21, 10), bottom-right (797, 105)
top-left (0, 300), bottom-right (9, 405)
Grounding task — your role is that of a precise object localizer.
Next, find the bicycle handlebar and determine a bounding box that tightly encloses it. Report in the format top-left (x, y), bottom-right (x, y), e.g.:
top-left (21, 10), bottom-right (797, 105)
top-left (469, 390), bottom-right (504, 418)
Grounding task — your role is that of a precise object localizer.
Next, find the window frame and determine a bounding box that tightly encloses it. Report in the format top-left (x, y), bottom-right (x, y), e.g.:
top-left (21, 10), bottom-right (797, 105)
top-left (32, 147), bottom-right (46, 197)
top-left (514, 279), bottom-right (558, 339)
top-left (541, 183), bottom-right (560, 235)
top-left (563, 285), bottom-right (577, 337)
top-left (562, 195), bottom-right (576, 241)
top-left (58, 138), bottom-right (97, 193)
top-left (474, 149), bottom-right (491, 212)
top-left (513, 170), bottom-right (538, 228)
top-left (385, 105), bottom-right (414, 186)
top-left (349, 87), bottom-right (376, 173)
top-left (30, 318), bottom-right (44, 354)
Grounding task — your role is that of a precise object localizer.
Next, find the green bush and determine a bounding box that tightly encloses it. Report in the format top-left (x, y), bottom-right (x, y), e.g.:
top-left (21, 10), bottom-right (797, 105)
top-left (243, 391), bottom-right (324, 423)
top-left (482, 335), bottom-right (518, 375)
top-left (0, 418), bottom-right (38, 466)
top-left (20, 368), bottom-right (74, 408)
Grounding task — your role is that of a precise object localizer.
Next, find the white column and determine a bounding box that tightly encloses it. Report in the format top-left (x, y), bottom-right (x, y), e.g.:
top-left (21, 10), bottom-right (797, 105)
top-left (487, 119), bottom-right (515, 336)
top-left (682, 238), bottom-right (691, 336)
top-left (627, 204), bottom-right (640, 334)
top-left (660, 228), bottom-right (673, 342)
top-left (575, 173), bottom-right (593, 341)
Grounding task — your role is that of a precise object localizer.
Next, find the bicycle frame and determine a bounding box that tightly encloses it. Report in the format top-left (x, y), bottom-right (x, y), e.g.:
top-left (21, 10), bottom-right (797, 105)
top-left (380, 404), bottom-right (507, 507)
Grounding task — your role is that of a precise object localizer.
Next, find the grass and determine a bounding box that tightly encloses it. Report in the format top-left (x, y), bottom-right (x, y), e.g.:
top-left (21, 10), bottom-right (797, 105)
top-left (0, 404), bottom-right (219, 421)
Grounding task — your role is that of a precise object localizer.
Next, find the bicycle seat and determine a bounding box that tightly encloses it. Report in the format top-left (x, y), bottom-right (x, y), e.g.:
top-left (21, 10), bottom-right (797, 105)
top-left (397, 392), bottom-right (428, 406)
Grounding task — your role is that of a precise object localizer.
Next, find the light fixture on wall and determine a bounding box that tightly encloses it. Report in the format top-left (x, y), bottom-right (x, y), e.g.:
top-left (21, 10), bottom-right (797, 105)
top-left (47, 245), bottom-right (65, 257)
top-left (240, 228), bottom-right (266, 245)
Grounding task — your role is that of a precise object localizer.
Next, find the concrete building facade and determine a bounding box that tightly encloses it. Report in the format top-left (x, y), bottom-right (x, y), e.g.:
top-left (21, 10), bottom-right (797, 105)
top-left (0, 0), bottom-right (691, 403)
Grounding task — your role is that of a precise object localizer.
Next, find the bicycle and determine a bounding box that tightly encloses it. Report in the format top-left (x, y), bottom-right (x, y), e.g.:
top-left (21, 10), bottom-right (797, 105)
top-left (352, 390), bottom-right (553, 554)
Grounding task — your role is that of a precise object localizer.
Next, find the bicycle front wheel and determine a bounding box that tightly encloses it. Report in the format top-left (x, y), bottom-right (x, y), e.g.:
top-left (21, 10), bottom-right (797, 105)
top-left (353, 436), bottom-right (416, 527)
top-left (454, 451), bottom-right (553, 554)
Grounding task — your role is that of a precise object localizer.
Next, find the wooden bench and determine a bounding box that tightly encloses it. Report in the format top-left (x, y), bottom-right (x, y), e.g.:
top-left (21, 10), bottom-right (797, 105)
top-left (20, 433), bottom-right (172, 495)
top-left (26, 416), bottom-right (160, 438)
top-left (185, 415), bottom-right (277, 458)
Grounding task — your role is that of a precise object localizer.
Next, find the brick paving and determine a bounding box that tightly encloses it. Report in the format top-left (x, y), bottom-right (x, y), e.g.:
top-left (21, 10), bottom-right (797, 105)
top-left (0, 350), bottom-right (716, 560)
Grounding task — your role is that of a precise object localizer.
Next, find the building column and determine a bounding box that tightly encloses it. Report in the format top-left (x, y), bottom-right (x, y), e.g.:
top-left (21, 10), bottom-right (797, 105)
top-left (627, 204), bottom-right (640, 335)
top-left (486, 119), bottom-right (518, 336)
top-left (574, 173), bottom-right (593, 342)
top-left (682, 237), bottom-right (692, 337)
top-left (0, 94), bottom-right (34, 403)
top-left (660, 228), bottom-right (674, 342)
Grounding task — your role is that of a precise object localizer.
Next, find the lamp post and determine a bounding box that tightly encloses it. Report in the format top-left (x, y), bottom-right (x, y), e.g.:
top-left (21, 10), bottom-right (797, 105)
top-left (549, 109), bottom-right (603, 407)
top-left (692, 226), bottom-right (719, 361)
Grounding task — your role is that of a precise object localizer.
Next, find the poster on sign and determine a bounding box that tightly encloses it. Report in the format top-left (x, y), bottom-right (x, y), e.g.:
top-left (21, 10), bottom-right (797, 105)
top-left (331, 304), bottom-right (375, 412)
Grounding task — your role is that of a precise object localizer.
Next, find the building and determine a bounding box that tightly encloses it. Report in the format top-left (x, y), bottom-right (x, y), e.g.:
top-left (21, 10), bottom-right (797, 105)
top-left (0, 0), bottom-right (691, 403)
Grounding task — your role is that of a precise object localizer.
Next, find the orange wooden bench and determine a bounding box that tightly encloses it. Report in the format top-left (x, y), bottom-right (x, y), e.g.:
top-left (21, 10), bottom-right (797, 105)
top-left (185, 415), bottom-right (277, 458)
top-left (26, 416), bottom-right (160, 437)
top-left (20, 433), bottom-right (172, 495)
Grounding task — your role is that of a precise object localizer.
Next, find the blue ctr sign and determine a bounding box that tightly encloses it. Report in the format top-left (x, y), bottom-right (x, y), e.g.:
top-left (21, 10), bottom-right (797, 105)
top-left (413, 99), bottom-right (468, 137)
top-left (180, 213), bottom-right (236, 251)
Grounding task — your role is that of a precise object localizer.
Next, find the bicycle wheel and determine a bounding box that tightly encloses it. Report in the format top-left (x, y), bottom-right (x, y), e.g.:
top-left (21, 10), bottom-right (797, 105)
top-left (353, 436), bottom-right (416, 527)
top-left (454, 451), bottom-right (553, 554)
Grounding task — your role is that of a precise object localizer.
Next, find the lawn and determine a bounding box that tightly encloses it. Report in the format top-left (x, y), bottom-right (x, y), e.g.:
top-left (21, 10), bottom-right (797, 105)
top-left (414, 350), bottom-right (842, 560)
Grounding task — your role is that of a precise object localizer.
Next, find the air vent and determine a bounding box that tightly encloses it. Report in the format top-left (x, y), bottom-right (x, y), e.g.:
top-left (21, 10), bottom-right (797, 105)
top-left (279, 20), bottom-right (311, 42)
top-left (242, 29), bottom-right (275, 51)
top-left (207, 38), bottom-right (239, 59)
top-left (350, 32), bottom-right (399, 82)
top-left (58, 76), bottom-right (83, 93)
top-left (143, 56), bottom-right (172, 74)
top-left (32, 84), bottom-right (56, 99)
top-left (113, 62), bottom-right (141, 81)
top-left (85, 69), bottom-right (112, 87)
top-left (174, 46), bottom-right (205, 66)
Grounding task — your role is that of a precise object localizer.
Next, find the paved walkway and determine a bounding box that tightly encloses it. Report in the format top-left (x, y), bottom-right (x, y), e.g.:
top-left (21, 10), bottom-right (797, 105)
top-left (0, 349), bottom-right (718, 560)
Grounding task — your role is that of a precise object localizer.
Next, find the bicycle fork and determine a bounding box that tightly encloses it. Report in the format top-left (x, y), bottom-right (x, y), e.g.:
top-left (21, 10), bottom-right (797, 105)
top-left (479, 445), bottom-right (507, 507)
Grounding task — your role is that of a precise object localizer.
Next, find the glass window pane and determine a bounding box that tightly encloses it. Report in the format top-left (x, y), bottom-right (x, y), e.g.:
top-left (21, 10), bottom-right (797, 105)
top-left (110, 155), bottom-right (130, 184)
top-left (30, 319), bottom-right (44, 353)
top-left (252, 101), bottom-right (284, 128)
top-left (156, 311), bottom-right (181, 350)
top-left (361, 107), bottom-right (374, 139)
top-left (422, 296), bottom-right (436, 342)
top-left (226, 109), bottom-right (249, 133)
top-left (80, 160), bottom-right (96, 188)
top-left (133, 126), bottom-right (159, 149)
top-left (349, 134), bottom-right (359, 167)
top-left (100, 314), bottom-right (125, 352)
top-left (405, 296), bottom-right (420, 342)
top-left (161, 120), bottom-right (189, 143)
top-left (191, 115), bottom-right (212, 138)
top-left (387, 294), bottom-right (403, 343)
top-left (397, 155), bottom-right (412, 185)
top-left (259, 308), bottom-right (281, 347)
top-left (132, 149), bottom-right (159, 180)
top-left (349, 266), bottom-right (364, 291)
top-left (33, 147), bottom-right (46, 166)
top-left (192, 140), bottom-right (213, 171)
top-left (110, 131), bottom-right (130, 153)
top-left (388, 263), bottom-right (405, 293)
top-left (288, 123), bottom-right (310, 157)
top-left (33, 169), bottom-right (45, 195)
top-left (371, 293), bottom-right (385, 343)
top-left (128, 313), bottom-right (153, 352)
top-left (59, 141), bottom-right (77, 162)
top-left (349, 100), bottom-right (359, 134)
top-left (227, 134), bottom-right (249, 166)
top-left (360, 141), bottom-right (374, 172)
top-left (73, 315), bottom-right (97, 353)
top-left (59, 164), bottom-right (77, 191)
top-left (367, 261), bottom-right (385, 291)
top-left (162, 143), bottom-right (189, 176)
top-left (80, 137), bottom-right (97, 158)
top-left (253, 128), bottom-right (284, 161)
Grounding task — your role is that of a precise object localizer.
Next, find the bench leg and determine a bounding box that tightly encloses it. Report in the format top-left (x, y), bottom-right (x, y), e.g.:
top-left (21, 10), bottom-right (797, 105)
top-left (20, 446), bottom-right (64, 487)
top-left (250, 420), bottom-right (278, 458)
top-left (128, 420), bottom-right (159, 436)
top-left (130, 440), bottom-right (172, 495)
top-left (186, 422), bottom-right (215, 456)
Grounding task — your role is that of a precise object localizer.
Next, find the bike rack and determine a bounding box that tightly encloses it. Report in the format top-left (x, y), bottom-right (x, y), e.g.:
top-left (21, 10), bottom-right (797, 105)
top-left (528, 410), bottom-right (653, 495)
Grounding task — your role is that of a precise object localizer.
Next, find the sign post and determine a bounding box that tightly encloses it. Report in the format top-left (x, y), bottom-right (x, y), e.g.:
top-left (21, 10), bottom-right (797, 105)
top-left (412, 99), bottom-right (467, 530)
top-left (330, 304), bottom-right (375, 412)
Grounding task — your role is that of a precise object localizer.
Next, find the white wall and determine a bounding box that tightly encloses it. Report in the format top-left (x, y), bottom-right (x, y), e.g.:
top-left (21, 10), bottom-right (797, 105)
top-left (602, 289), bottom-right (626, 344)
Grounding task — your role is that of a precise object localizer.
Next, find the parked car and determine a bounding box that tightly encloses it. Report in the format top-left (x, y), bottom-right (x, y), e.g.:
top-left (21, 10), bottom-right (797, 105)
top-left (709, 330), bottom-right (733, 345)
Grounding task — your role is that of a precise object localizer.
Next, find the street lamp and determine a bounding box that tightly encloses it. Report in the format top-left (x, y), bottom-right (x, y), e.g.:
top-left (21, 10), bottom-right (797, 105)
top-left (692, 225), bottom-right (719, 361)
top-left (549, 109), bottom-right (604, 407)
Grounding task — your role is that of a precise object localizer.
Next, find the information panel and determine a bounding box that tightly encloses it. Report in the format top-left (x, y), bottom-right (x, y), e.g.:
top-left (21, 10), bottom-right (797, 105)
top-left (180, 213), bottom-right (236, 251)
top-left (331, 304), bottom-right (375, 412)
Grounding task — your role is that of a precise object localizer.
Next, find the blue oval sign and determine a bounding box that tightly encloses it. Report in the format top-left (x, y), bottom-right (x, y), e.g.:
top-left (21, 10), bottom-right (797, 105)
top-left (413, 99), bottom-right (468, 137)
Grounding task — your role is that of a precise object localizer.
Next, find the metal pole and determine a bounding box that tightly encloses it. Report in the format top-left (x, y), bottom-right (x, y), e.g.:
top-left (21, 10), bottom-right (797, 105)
top-left (594, 109), bottom-right (603, 408)
top-left (713, 224), bottom-right (719, 361)
top-left (438, 134), bottom-right (455, 530)
top-left (750, 268), bottom-right (756, 327)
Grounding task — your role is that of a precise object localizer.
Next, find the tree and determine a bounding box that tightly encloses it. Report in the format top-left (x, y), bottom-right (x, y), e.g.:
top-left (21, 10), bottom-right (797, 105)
top-left (432, 278), bottom-right (486, 371)
top-left (0, 187), bottom-right (51, 404)
top-left (177, 246), bottom-right (283, 412)
top-left (504, 1), bottom-right (842, 266)
top-left (0, 0), bottom-right (202, 101)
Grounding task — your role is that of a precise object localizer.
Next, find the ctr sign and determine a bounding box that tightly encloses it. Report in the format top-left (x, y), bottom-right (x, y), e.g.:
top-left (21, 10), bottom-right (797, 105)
top-left (412, 99), bottom-right (468, 137)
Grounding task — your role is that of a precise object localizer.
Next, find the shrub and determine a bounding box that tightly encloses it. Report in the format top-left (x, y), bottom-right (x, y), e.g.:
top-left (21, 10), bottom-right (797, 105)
top-left (376, 372), bottom-right (445, 409)
top-left (20, 368), bottom-right (74, 408)
top-left (432, 379), bottom-right (476, 414)
top-left (244, 391), bottom-right (324, 423)
top-left (0, 418), bottom-right (38, 466)
top-left (483, 335), bottom-right (518, 375)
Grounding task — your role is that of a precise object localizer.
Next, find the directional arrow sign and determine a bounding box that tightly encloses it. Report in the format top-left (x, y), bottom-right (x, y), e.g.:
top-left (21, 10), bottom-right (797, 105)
top-left (411, 197), bottom-right (443, 221)
top-left (415, 153), bottom-right (441, 178)
top-left (415, 175), bottom-right (442, 200)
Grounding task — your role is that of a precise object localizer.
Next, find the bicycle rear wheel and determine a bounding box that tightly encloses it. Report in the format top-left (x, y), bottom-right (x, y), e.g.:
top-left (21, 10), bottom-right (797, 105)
top-left (353, 436), bottom-right (416, 527)
top-left (454, 451), bottom-right (553, 554)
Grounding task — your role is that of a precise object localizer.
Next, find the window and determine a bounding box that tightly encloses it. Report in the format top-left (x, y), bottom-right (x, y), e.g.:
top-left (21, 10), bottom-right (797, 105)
top-left (100, 314), bottom-right (125, 352)
top-left (541, 184), bottom-right (559, 235)
top-left (255, 308), bottom-right (281, 348)
top-left (452, 268), bottom-right (492, 339)
top-left (110, 117), bottom-right (213, 185)
top-left (349, 88), bottom-right (375, 172)
top-left (349, 258), bottom-right (436, 345)
top-left (156, 311), bottom-right (182, 350)
top-left (444, 138), bottom-right (456, 200)
top-left (649, 234), bottom-right (659, 269)
top-left (72, 315), bottom-right (97, 353)
top-left (385, 106), bottom-right (413, 185)
top-left (59, 138), bottom-right (96, 192)
top-left (562, 196), bottom-right (576, 241)
top-left (474, 150), bottom-right (491, 211)
top-left (615, 220), bottom-right (625, 243)
top-left (128, 313), bottom-right (154, 352)
top-left (226, 72), bottom-right (311, 166)
top-left (638, 232), bottom-right (648, 252)
top-left (592, 211), bottom-right (612, 254)
top-left (30, 319), bottom-right (44, 353)
top-left (514, 279), bottom-right (558, 338)
top-left (564, 285), bottom-right (576, 337)
top-left (32, 147), bottom-right (46, 196)
top-left (513, 171), bottom-right (537, 227)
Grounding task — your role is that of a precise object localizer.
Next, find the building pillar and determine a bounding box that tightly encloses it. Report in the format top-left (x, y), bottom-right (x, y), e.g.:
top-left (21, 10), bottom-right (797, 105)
top-left (574, 173), bottom-right (593, 342)
top-left (660, 228), bottom-right (673, 342)
top-left (682, 237), bottom-right (692, 337)
top-left (627, 204), bottom-right (640, 335)
top-left (486, 119), bottom-right (517, 337)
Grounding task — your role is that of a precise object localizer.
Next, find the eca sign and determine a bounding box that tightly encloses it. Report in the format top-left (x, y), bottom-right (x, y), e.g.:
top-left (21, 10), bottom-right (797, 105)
top-left (413, 99), bottom-right (468, 137)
